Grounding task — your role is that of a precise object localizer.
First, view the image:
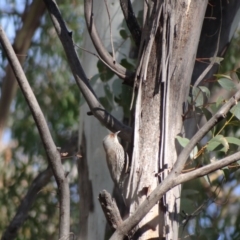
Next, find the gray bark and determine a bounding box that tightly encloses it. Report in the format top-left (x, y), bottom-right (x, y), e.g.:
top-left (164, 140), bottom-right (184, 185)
top-left (78, 1), bottom-right (142, 239)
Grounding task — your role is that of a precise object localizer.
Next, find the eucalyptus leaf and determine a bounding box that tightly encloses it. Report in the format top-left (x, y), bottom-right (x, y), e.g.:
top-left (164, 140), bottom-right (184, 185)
top-left (210, 56), bottom-right (224, 64)
top-left (204, 174), bottom-right (211, 186)
top-left (214, 73), bottom-right (232, 80)
top-left (199, 86), bottom-right (210, 99)
top-left (104, 84), bottom-right (114, 103)
top-left (192, 86), bottom-right (203, 107)
top-left (225, 137), bottom-right (240, 146)
top-left (202, 108), bottom-right (212, 121)
top-left (218, 78), bottom-right (236, 91)
top-left (90, 73), bottom-right (100, 85)
top-left (216, 96), bottom-right (225, 108)
top-left (119, 29), bottom-right (128, 39)
top-left (207, 135), bottom-right (229, 153)
top-left (120, 58), bottom-right (135, 71)
top-left (176, 136), bottom-right (190, 147)
top-left (227, 120), bottom-right (240, 127)
top-left (230, 102), bottom-right (240, 120)
top-left (97, 60), bottom-right (114, 82)
top-left (176, 136), bottom-right (198, 159)
top-left (222, 168), bottom-right (231, 181)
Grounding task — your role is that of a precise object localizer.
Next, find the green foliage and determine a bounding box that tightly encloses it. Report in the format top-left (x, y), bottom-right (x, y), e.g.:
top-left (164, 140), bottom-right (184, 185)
top-left (180, 28), bottom-right (240, 239)
top-left (216, 76), bottom-right (236, 91)
top-left (3, 1), bottom-right (240, 239)
top-left (97, 60), bottom-right (115, 82)
top-left (176, 136), bottom-right (198, 160)
top-left (0, 0), bottom-right (136, 239)
top-left (0, 1), bottom-right (84, 239)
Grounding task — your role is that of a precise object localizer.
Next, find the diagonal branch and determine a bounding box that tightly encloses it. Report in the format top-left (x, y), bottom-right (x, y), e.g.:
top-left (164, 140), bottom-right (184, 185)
top-left (110, 150), bottom-right (240, 240)
top-left (84, 0), bottom-right (135, 84)
top-left (2, 138), bottom-right (78, 240)
top-left (43, 0), bottom-right (132, 142)
top-left (0, 27), bottom-right (70, 239)
top-left (119, 0), bottom-right (142, 48)
top-left (110, 89), bottom-right (240, 239)
top-left (173, 90), bottom-right (240, 174)
top-left (178, 151), bottom-right (240, 183)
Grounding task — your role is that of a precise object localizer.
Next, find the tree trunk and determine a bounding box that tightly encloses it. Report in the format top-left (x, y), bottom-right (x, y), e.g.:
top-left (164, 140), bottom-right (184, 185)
top-left (127, 1), bottom-right (208, 239)
top-left (78, 1), bottom-right (142, 239)
top-left (186, 0), bottom-right (240, 138)
top-left (78, 0), bottom-right (240, 239)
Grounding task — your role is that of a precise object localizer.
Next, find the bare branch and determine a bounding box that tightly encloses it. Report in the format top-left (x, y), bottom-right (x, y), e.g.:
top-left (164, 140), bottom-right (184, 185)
top-left (0, 27), bottom-right (70, 239)
top-left (193, 0), bottom-right (222, 88)
top-left (111, 152), bottom-right (240, 240)
top-left (43, 0), bottom-right (132, 142)
top-left (2, 167), bottom-right (52, 240)
top-left (110, 89), bottom-right (240, 239)
top-left (84, 0), bottom-right (134, 84)
top-left (2, 135), bottom-right (77, 240)
top-left (178, 151), bottom-right (240, 183)
top-left (98, 190), bottom-right (123, 230)
top-left (103, 0), bottom-right (116, 63)
top-left (119, 0), bottom-right (142, 48)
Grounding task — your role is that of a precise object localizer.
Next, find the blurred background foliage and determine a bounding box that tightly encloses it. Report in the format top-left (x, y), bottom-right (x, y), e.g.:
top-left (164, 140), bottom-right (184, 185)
top-left (0, 0), bottom-right (84, 239)
top-left (179, 28), bottom-right (240, 240)
top-left (1, 0), bottom-right (240, 240)
top-left (0, 0), bottom-right (134, 239)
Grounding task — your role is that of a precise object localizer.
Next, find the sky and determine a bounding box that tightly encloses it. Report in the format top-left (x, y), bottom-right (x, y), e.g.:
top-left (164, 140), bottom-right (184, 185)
top-left (0, 1), bottom-right (32, 144)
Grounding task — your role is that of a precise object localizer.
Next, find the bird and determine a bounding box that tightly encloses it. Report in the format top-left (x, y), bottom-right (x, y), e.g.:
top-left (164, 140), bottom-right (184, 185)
top-left (102, 131), bottom-right (128, 191)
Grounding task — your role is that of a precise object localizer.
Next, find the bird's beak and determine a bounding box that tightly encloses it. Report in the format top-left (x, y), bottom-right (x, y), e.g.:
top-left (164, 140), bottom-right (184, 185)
top-left (115, 131), bottom-right (121, 135)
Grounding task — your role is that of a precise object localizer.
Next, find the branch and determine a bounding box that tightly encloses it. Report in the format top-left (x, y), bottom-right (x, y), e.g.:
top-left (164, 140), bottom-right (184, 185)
top-left (2, 167), bottom-right (52, 240)
top-left (193, 0), bottom-right (222, 88)
top-left (111, 152), bottom-right (240, 239)
top-left (2, 137), bottom-right (77, 240)
top-left (173, 90), bottom-right (240, 174)
top-left (0, 27), bottom-right (70, 239)
top-left (119, 0), bottom-right (142, 48)
top-left (43, 0), bottom-right (132, 142)
top-left (98, 190), bottom-right (123, 230)
top-left (103, 0), bottom-right (116, 63)
top-left (84, 0), bottom-right (135, 84)
top-left (110, 90), bottom-right (240, 239)
top-left (178, 151), bottom-right (240, 183)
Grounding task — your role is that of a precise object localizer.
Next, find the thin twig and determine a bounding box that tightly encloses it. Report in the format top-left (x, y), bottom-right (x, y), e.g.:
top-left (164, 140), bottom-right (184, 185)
top-left (74, 43), bottom-right (123, 79)
top-left (104, 0), bottom-right (116, 63)
top-left (119, 0), bottom-right (142, 48)
top-left (193, 0), bottom-right (222, 87)
top-left (84, 0), bottom-right (134, 83)
top-left (112, 149), bottom-right (240, 240)
top-left (110, 89), bottom-right (240, 239)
